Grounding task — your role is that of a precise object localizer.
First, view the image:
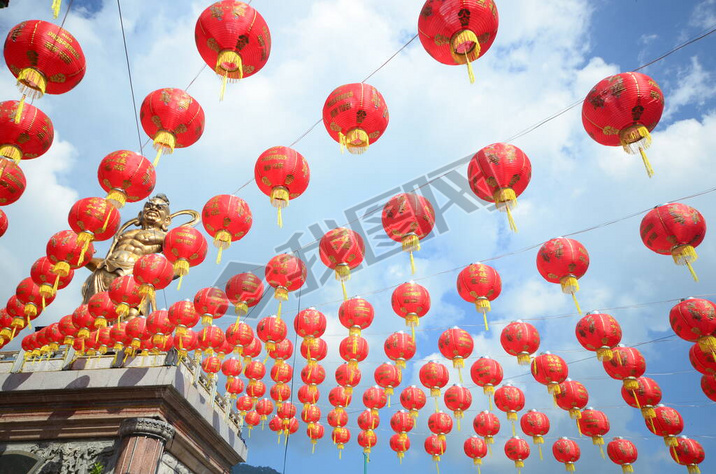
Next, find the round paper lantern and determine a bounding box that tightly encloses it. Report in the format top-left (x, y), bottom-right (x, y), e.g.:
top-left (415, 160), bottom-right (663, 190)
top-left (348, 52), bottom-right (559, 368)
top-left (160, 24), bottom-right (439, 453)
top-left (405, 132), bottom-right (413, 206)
top-left (531, 352), bottom-right (569, 396)
top-left (294, 307), bottom-right (326, 341)
top-left (301, 337), bottom-right (327, 364)
top-left (0, 100), bottom-right (53, 165)
top-left (68, 197), bottom-right (121, 264)
top-left (400, 385), bottom-right (426, 418)
top-left (298, 384), bottom-right (320, 410)
top-left (419, 360), bottom-right (450, 409)
top-left (246, 380), bottom-right (266, 402)
top-left (438, 327), bottom-right (474, 381)
top-left (334, 363), bottom-right (361, 394)
top-left (139, 88), bottom-right (205, 166)
top-left (578, 408), bottom-right (610, 456)
top-left (504, 436), bottom-right (530, 472)
top-left (319, 227), bottom-right (365, 299)
top-left (173, 329), bottom-right (198, 359)
top-left (424, 434), bottom-right (447, 471)
top-left (358, 429), bottom-right (378, 459)
top-left (390, 410), bottom-right (415, 436)
top-left (222, 357), bottom-right (243, 383)
top-left (107, 275), bottom-right (142, 322)
top-left (382, 192), bottom-right (435, 274)
top-left (520, 410), bottom-right (550, 460)
top-left (244, 359), bottom-right (266, 381)
top-left (464, 436), bottom-right (488, 468)
top-left (57, 313), bottom-right (79, 347)
top-left (582, 72), bottom-right (664, 177)
top-left (306, 422), bottom-right (324, 453)
top-left (125, 316), bottom-right (150, 354)
top-left (168, 300), bottom-right (200, 336)
top-left (495, 384), bottom-right (526, 429)
top-left (500, 320), bottom-right (540, 365)
top-left (0, 209), bottom-right (6, 237)
top-left (607, 437), bottom-right (638, 474)
top-left (327, 408), bottom-right (348, 428)
top-left (384, 331), bottom-right (416, 369)
top-left (194, 287), bottom-right (229, 327)
top-left (331, 427), bottom-right (350, 458)
top-left (195, 1), bottom-right (271, 99)
top-left (46, 230), bottom-right (95, 283)
top-left (468, 143), bottom-right (531, 231)
top-left (456, 262), bottom-right (502, 330)
top-left (265, 253), bottom-right (307, 319)
top-left (244, 410), bottom-right (261, 435)
top-left (97, 150), bottom-right (155, 209)
top-left (603, 346), bottom-right (646, 391)
top-left (536, 237), bottom-right (589, 314)
top-left (0, 160), bottom-right (26, 206)
top-left (4, 20), bottom-right (86, 121)
top-left (242, 337), bottom-right (263, 364)
top-left (474, 410), bottom-right (500, 448)
top-left (621, 377), bottom-right (662, 422)
top-left (391, 281), bottom-right (431, 339)
top-left (357, 409), bottom-right (380, 431)
top-left (339, 297), bottom-right (374, 337)
top-left (255, 398), bottom-right (274, 424)
top-left (254, 146), bottom-right (310, 227)
top-left (443, 385), bottom-right (471, 430)
top-left (31, 256), bottom-right (73, 305)
top-left (670, 298), bottom-right (716, 357)
top-left (640, 203), bottom-right (706, 281)
top-left (575, 311), bottom-right (622, 361)
top-left (132, 253), bottom-right (174, 312)
top-left (16, 277), bottom-right (55, 325)
top-left (553, 437), bottom-right (581, 472)
top-left (301, 402), bottom-right (320, 425)
top-left (225, 272), bottom-right (263, 321)
top-left (87, 291), bottom-right (116, 329)
top-left (163, 226), bottom-right (207, 290)
top-left (256, 315), bottom-right (287, 353)
top-left (389, 433), bottom-right (410, 463)
top-left (301, 364), bottom-right (325, 388)
top-left (670, 437), bottom-right (705, 474)
top-left (374, 362), bottom-right (402, 399)
top-left (197, 326), bottom-right (225, 356)
top-left (201, 194), bottom-right (252, 264)
top-left (418, 0), bottom-right (499, 82)
top-left (322, 82), bottom-right (389, 154)
top-left (362, 386), bottom-right (386, 417)
top-left (555, 379), bottom-right (589, 420)
top-left (471, 356), bottom-right (503, 409)
top-left (268, 338), bottom-right (293, 365)
top-left (690, 342), bottom-right (716, 375)
top-left (647, 404), bottom-right (684, 448)
top-left (701, 374), bottom-right (716, 402)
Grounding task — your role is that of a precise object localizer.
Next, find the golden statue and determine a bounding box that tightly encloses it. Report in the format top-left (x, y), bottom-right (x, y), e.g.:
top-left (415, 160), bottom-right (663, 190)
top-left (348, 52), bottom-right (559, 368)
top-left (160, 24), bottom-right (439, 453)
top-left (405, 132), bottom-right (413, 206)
top-left (81, 194), bottom-right (199, 304)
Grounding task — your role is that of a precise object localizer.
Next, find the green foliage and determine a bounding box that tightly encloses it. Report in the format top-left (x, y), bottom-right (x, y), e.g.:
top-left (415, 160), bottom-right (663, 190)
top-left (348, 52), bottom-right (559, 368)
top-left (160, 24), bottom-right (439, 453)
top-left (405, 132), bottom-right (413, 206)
top-left (233, 464), bottom-right (280, 474)
top-left (89, 462), bottom-right (104, 474)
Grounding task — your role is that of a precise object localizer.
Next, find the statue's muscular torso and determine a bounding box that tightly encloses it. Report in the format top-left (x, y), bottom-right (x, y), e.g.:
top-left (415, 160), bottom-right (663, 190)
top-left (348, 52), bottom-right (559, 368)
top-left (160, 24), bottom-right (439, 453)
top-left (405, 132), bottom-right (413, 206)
top-left (90, 228), bottom-right (166, 273)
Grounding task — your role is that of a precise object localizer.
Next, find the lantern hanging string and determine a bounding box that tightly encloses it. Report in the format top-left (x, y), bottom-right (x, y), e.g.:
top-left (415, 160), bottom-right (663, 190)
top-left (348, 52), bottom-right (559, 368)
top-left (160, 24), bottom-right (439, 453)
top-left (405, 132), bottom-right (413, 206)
top-left (116, 0), bottom-right (144, 156)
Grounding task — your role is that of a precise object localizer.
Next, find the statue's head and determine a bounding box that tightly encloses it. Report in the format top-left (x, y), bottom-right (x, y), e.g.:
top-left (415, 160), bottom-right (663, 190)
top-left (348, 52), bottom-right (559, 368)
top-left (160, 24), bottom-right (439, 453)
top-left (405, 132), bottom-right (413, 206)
top-left (139, 194), bottom-right (171, 231)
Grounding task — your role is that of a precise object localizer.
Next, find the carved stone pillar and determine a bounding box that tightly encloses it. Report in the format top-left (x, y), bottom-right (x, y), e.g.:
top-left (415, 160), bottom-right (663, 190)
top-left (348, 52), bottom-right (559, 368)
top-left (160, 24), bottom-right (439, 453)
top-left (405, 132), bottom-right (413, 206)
top-left (115, 418), bottom-right (176, 474)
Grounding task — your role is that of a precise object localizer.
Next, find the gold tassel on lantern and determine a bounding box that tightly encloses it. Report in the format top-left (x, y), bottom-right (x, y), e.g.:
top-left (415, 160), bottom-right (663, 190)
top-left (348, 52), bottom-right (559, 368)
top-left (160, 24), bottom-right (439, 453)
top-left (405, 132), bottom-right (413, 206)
top-left (517, 353), bottom-right (532, 366)
top-left (560, 275), bottom-right (582, 315)
top-left (623, 379), bottom-right (640, 391)
top-left (402, 234), bottom-right (420, 275)
top-left (475, 298), bottom-right (491, 330)
top-left (274, 287), bottom-right (289, 320)
top-left (152, 130), bottom-right (176, 167)
top-left (215, 50), bottom-right (243, 101)
top-left (213, 230), bottom-right (232, 265)
top-left (533, 435), bottom-right (544, 460)
top-left (173, 260), bottom-right (190, 290)
top-left (335, 264), bottom-right (351, 301)
top-left (672, 245), bottom-right (699, 282)
top-left (270, 187), bottom-right (289, 228)
top-left (687, 466), bottom-right (700, 474)
top-left (453, 357), bottom-right (464, 383)
top-left (622, 464), bottom-right (634, 473)
top-left (597, 347), bottom-right (613, 361)
top-left (450, 29), bottom-right (482, 84)
top-left (345, 128), bottom-right (369, 154)
top-left (620, 124), bottom-right (654, 177)
top-left (51, 0), bottom-right (62, 18)
top-left (566, 462), bottom-right (576, 472)
top-left (0, 144), bottom-right (22, 167)
top-left (494, 188), bottom-right (518, 232)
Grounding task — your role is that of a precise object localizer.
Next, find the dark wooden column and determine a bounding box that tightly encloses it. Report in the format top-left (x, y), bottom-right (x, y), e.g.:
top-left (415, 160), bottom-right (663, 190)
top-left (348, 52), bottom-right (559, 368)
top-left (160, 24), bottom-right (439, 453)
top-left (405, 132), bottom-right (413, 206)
top-left (114, 418), bottom-right (175, 474)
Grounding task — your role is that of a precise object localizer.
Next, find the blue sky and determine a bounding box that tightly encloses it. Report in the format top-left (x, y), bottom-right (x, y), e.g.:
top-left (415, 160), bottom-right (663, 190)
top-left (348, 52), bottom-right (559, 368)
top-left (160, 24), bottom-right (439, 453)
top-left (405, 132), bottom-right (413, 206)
top-left (1, 1), bottom-right (716, 473)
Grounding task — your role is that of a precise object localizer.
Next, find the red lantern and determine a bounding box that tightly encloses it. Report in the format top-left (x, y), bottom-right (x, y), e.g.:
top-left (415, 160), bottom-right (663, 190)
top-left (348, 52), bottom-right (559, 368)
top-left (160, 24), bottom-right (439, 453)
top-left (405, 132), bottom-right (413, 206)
top-left (390, 433), bottom-right (411, 463)
top-left (300, 337), bottom-right (328, 364)
top-left (358, 429), bottom-right (377, 459)
top-left (107, 275), bottom-right (142, 322)
top-left (256, 315), bottom-right (286, 353)
top-left (582, 72), bottom-right (664, 177)
top-left (339, 297), bottom-right (374, 337)
top-left (575, 311), bottom-right (622, 361)
top-left (331, 427), bottom-right (350, 459)
top-left (578, 408), bottom-right (610, 457)
top-left (470, 356), bottom-right (503, 408)
top-left (531, 352), bottom-right (569, 396)
top-left (443, 386), bottom-right (471, 430)
top-left (501, 320), bottom-right (540, 365)
top-left (4, 21), bottom-right (85, 122)
top-left (382, 193), bottom-right (435, 274)
top-left (338, 335), bottom-right (368, 367)
top-left (140, 88), bottom-right (205, 166)
top-left (0, 209), bottom-right (6, 237)
top-left (319, 228), bottom-right (365, 299)
top-left (362, 386), bottom-right (387, 416)
top-left (301, 402), bottom-right (320, 425)
top-left (701, 374), bottom-right (716, 402)
top-left (456, 262), bottom-right (501, 330)
top-left (246, 380), bottom-right (266, 401)
top-left (254, 146), bottom-right (310, 227)
top-left (163, 226), bottom-right (207, 290)
top-left (133, 253), bottom-right (174, 312)
top-left (222, 357), bottom-right (243, 382)
top-left (244, 409), bottom-right (261, 435)
top-left (392, 281), bottom-right (431, 339)
top-left (555, 379), bottom-right (589, 420)
top-left (173, 329), bottom-right (198, 359)
top-left (670, 298), bottom-right (716, 357)
top-left (194, 287), bottom-right (229, 327)
top-left (418, 0), bottom-right (499, 83)
top-left (256, 398), bottom-right (274, 425)
top-left (621, 377), bottom-right (662, 422)
top-left (468, 143), bottom-right (531, 232)
top-left (327, 408), bottom-right (348, 428)
top-left (374, 362), bottom-right (402, 400)
top-left (68, 197), bottom-right (121, 264)
top-left (16, 278), bottom-right (54, 326)
top-left (536, 237), bottom-right (589, 314)
top-left (31, 256), bottom-right (73, 306)
top-left (424, 434), bottom-right (447, 471)
top-left (647, 404), bottom-right (684, 448)
top-left (97, 150), bottom-right (155, 209)
top-left (268, 338), bottom-right (292, 366)
top-left (335, 363), bottom-right (361, 394)
top-left (464, 436), bottom-right (488, 468)
top-left (474, 410), bottom-right (500, 448)
top-left (690, 342), bottom-right (716, 375)
top-left (306, 422), bottom-right (324, 453)
top-left (400, 385), bottom-right (426, 418)
top-left (358, 409), bottom-right (380, 431)
top-left (125, 316), bottom-right (149, 354)
top-left (603, 346), bottom-right (646, 391)
top-left (0, 160), bottom-right (26, 205)
top-left (195, 1), bottom-right (271, 99)
top-left (322, 83), bottom-right (389, 154)
top-left (328, 385), bottom-right (353, 413)
top-left (520, 409), bottom-right (550, 460)
top-left (419, 360), bottom-right (450, 409)
top-left (197, 326), bottom-right (225, 356)
top-left (107, 321), bottom-right (128, 353)
top-left (495, 384), bottom-right (526, 433)
top-left (147, 310), bottom-right (175, 347)
top-left (201, 195), bottom-right (252, 264)
top-left (641, 203), bottom-right (707, 281)
top-left (298, 385), bottom-right (320, 410)
top-left (438, 327), bottom-right (473, 381)
top-left (244, 359), bottom-right (266, 381)
top-left (552, 437), bottom-right (581, 472)
top-left (168, 300), bottom-right (200, 336)
top-left (0, 309), bottom-right (16, 342)
top-left (265, 253), bottom-right (307, 319)
top-left (87, 291), bottom-right (116, 329)
top-left (670, 436), bottom-right (705, 474)
top-left (504, 436), bottom-right (530, 472)
top-left (242, 337), bottom-right (263, 364)
top-left (390, 410), bottom-right (415, 435)
top-left (607, 437), bottom-right (638, 474)
top-left (46, 230), bottom-right (95, 282)
top-left (225, 272), bottom-right (263, 321)
top-left (0, 100), bottom-right (53, 166)
top-left (201, 356), bottom-right (222, 377)
top-left (301, 363), bottom-right (325, 388)
top-left (384, 331), bottom-right (416, 369)
top-left (295, 307), bottom-right (327, 342)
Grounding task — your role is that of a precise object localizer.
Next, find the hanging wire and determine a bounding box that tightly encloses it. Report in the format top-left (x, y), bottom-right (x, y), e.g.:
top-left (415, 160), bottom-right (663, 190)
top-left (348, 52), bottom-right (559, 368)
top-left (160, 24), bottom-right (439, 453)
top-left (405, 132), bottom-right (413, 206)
top-left (59, 0), bottom-right (75, 28)
top-left (116, 0), bottom-right (144, 155)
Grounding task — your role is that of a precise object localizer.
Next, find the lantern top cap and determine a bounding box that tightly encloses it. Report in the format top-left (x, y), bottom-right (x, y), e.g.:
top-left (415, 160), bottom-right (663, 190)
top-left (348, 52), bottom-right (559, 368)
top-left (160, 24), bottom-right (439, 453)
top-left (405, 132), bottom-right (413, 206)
top-left (560, 436), bottom-right (569, 440)
top-left (613, 436), bottom-right (624, 440)
top-left (586, 310), bottom-right (601, 315)
top-left (679, 297), bottom-right (695, 302)
top-left (528, 408), bottom-right (538, 413)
